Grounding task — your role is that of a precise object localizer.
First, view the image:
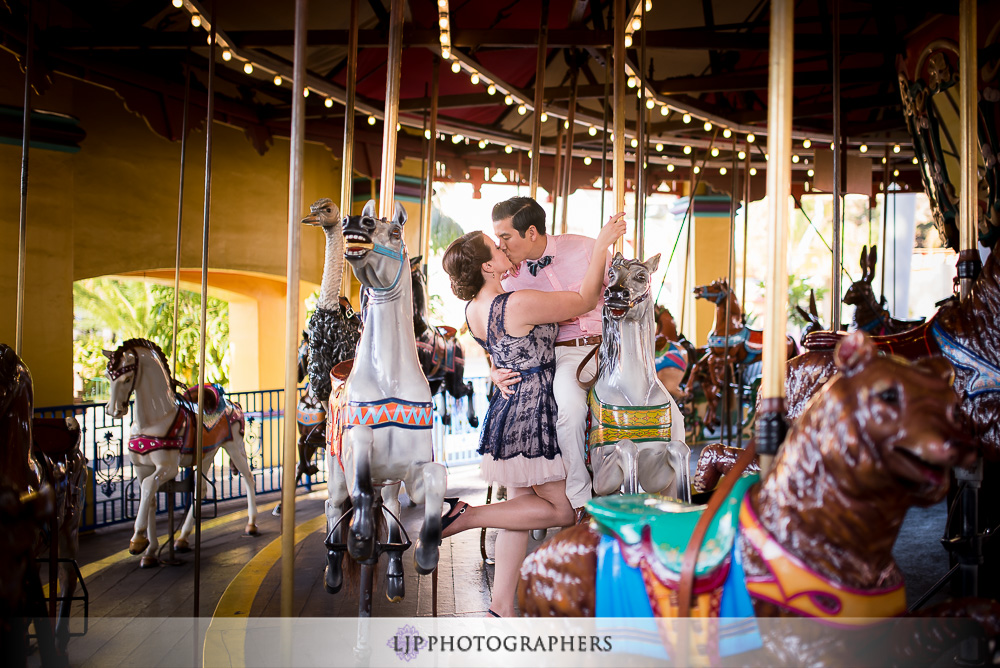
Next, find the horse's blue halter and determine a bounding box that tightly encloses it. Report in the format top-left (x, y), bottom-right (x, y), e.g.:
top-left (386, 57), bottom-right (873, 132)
top-left (365, 239), bottom-right (407, 293)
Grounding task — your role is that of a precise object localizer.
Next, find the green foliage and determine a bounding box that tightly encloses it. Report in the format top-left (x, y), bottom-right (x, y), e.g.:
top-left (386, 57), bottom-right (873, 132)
top-left (430, 206), bottom-right (465, 252)
top-left (73, 278), bottom-right (230, 398)
top-left (753, 273), bottom-right (828, 329)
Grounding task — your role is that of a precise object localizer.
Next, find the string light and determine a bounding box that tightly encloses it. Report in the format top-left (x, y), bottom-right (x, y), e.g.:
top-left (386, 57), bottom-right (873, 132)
top-left (470, 72), bottom-right (480, 85)
top-left (667, 164), bottom-right (675, 172)
top-left (802, 138), bottom-right (811, 149)
top-left (683, 146), bottom-right (692, 154)
top-left (655, 143), bottom-right (663, 152)
top-left (693, 165), bottom-right (701, 174)
top-left (517, 104), bottom-right (527, 115)
top-left (893, 169), bottom-right (900, 177)
top-left (807, 169), bottom-right (814, 177)
top-left (859, 144), bottom-right (868, 153)
top-left (723, 128), bottom-right (732, 139)
top-left (764, 153), bottom-right (769, 160)
top-left (738, 150), bottom-right (746, 159)
top-left (563, 120), bottom-right (570, 129)
top-left (912, 156), bottom-right (919, 164)
top-left (747, 133), bottom-right (755, 143)
top-left (367, 115), bottom-right (376, 125)
top-left (882, 156), bottom-right (887, 164)
top-left (222, 49), bottom-right (232, 61)
top-left (451, 61), bottom-right (461, 74)
top-left (303, 88), bottom-right (309, 97)
top-left (711, 147), bottom-right (719, 157)
top-left (682, 113), bottom-right (691, 124)
top-left (243, 62), bottom-right (253, 74)
top-left (452, 134), bottom-right (463, 144)
top-left (893, 144), bottom-right (900, 153)
top-left (646, 0), bottom-right (652, 10)
top-left (636, 89), bottom-right (642, 99)
top-left (624, 34), bottom-right (633, 47)
top-left (703, 121), bottom-right (712, 132)
top-left (528, 150), bottom-right (532, 158)
top-left (630, 138), bottom-right (638, 148)
top-left (441, 47), bottom-right (451, 59)
top-left (439, 16), bottom-right (448, 29)
top-left (720, 167), bottom-right (727, 175)
top-left (646, 98), bottom-right (655, 110)
top-left (540, 112), bottom-right (548, 122)
top-left (750, 167), bottom-right (757, 176)
top-left (487, 84), bottom-right (496, 95)
top-left (584, 156), bottom-right (592, 165)
top-left (479, 139), bottom-right (487, 148)
top-left (324, 98), bottom-right (334, 108)
top-left (504, 95), bottom-right (513, 105)
top-left (588, 126), bottom-right (597, 136)
top-left (273, 75), bottom-right (282, 86)
top-left (632, 17), bottom-right (642, 30)
top-left (172, 0), bottom-right (183, 6)
top-left (627, 76), bottom-right (637, 88)
top-left (424, 129), bottom-right (431, 139)
top-left (504, 144), bottom-right (513, 153)
top-left (396, 122), bottom-right (401, 131)
top-left (791, 154), bottom-right (799, 163)
top-left (191, 14), bottom-right (201, 27)
top-left (660, 105), bottom-right (669, 116)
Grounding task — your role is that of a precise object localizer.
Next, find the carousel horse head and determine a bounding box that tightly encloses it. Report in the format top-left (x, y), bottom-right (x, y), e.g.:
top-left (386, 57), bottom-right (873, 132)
top-left (342, 199), bottom-right (408, 290)
top-left (843, 245), bottom-right (878, 309)
top-left (792, 331), bottom-right (972, 505)
top-left (692, 277), bottom-right (734, 306)
top-left (604, 252), bottom-right (660, 322)
top-left (102, 339), bottom-right (171, 418)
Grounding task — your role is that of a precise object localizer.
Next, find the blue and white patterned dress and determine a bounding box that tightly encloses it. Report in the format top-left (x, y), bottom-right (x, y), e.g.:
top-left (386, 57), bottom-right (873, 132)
top-left (468, 293), bottom-right (565, 487)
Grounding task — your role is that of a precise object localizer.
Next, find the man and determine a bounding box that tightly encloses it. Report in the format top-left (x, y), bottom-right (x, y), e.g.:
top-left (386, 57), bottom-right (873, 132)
top-left (492, 196), bottom-right (615, 521)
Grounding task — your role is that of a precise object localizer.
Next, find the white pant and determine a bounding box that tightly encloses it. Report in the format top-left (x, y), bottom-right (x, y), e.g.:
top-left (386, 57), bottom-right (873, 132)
top-left (554, 345), bottom-right (598, 509)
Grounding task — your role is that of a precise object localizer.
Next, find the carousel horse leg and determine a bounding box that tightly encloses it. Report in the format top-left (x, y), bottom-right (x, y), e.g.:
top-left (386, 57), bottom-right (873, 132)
top-left (345, 427), bottom-right (376, 562)
top-left (53, 557), bottom-right (79, 654)
top-left (140, 495), bottom-right (160, 568)
top-left (128, 462), bottom-right (156, 556)
top-left (635, 441), bottom-right (678, 497)
top-left (408, 460), bottom-right (446, 575)
top-left (174, 494), bottom-right (197, 552)
top-left (380, 482), bottom-right (405, 602)
top-left (324, 455), bottom-right (349, 595)
top-left (464, 382), bottom-right (478, 428)
top-left (592, 439), bottom-right (639, 496)
top-left (221, 428), bottom-right (259, 536)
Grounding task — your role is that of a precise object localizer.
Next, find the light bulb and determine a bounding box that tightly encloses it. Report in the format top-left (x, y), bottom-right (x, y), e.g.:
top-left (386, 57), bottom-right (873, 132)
top-left (324, 98), bottom-right (334, 108)
top-left (584, 156), bottom-right (592, 165)
top-left (912, 156), bottom-right (919, 164)
top-left (396, 122), bottom-right (401, 131)
top-left (750, 167), bottom-right (757, 176)
top-left (804, 181), bottom-right (810, 192)
top-left (478, 140), bottom-right (487, 149)
top-left (645, 98), bottom-right (655, 109)
top-left (655, 143), bottom-right (663, 152)
top-left (765, 153), bottom-right (769, 160)
top-left (172, 0), bottom-right (183, 7)
top-left (747, 133), bottom-right (755, 143)
top-left (632, 17), bottom-right (642, 30)
top-left (830, 142), bottom-right (835, 150)
top-left (540, 112), bottom-right (548, 122)
top-left (802, 138), bottom-right (811, 149)
top-left (563, 120), bottom-right (569, 129)
top-left (368, 115), bottom-right (376, 125)
top-left (893, 169), bottom-right (900, 177)
top-left (588, 126), bottom-right (597, 136)
top-left (451, 61), bottom-right (461, 74)
top-left (860, 144), bottom-right (868, 153)
top-left (683, 145), bottom-right (691, 154)
top-left (191, 14), bottom-right (201, 27)
top-left (893, 144), bottom-right (900, 153)
top-left (243, 62), bottom-right (253, 74)
top-left (487, 84), bottom-right (496, 95)
top-left (636, 89), bottom-right (642, 99)
top-left (517, 104), bottom-right (527, 115)
top-left (792, 154), bottom-right (799, 163)
top-left (723, 128), bottom-right (732, 138)
top-left (504, 95), bottom-right (513, 105)
top-left (693, 165), bottom-right (701, 174)
top-left (452, 134), bottom-right (463, 144)
top-left (441, 47), bottom-right (451, 59)
top-left (711, 147), bottom-right (719, 157)
top-left (273, 75), bottom-right (283, 86)
top-left (682, 113), bottom-right (691, 124)
top-left (738, 151), bottom-right (746, 159)
top-left (222, 49), bottom-right (232, 61)
top-left (527, 150), bottom-right (532, 158)
top-left (470, 72), bottom-right (479, 85)
top-left (660, 105), bottom-right (668, 116)
top-left (439, 17), bottom-right (448, 29)
top-left (504, 145), bottom-right (513, 154)
top-left (807, 169), bottom-right (814, 177)
top-left (645, 0), bottom-right (652, 9)
top-left (303, 88), bottom-right (309, 97)
top-left (704, 121), bottom-right (712, 132)
top-left (630, 138), bottom-right (638, 148)
top-left (882, 156), bottom-right (887, 164)
top-left (627, 76), bottom-right (636, 88)
top-left (720, 167), bottom-right (727, 175)
top-left (424, 129), bottom-right (431, 139)
top-left (624, 34), bottom-right (633, 48)
top-left (667, 164), bottom-right (675, 172)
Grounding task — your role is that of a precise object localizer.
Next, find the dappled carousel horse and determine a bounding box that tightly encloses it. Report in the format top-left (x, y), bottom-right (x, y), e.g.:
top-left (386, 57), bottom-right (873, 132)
top-left (410, 256), bottom-right (478, 428)
top-left (1, 343), bottom-right (87, 661)
top-left (519, 332), bottom-right (999, 663)
top-left (587, 253), bottom-right (690, 500)
top-left (103, 339), bottom-right (258, 567)
top-left (323, 200), bottom-right (446, 602)
top-left (844, 245), bottom-right (924, 335)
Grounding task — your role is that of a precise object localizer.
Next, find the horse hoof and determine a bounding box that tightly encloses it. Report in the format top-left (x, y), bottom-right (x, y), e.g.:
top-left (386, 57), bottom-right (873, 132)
top-left (531, 528), bottom-right (547, 541)
top-left (244, 523), bottom-right (259, 536)
top-left (441, 415), bottom-right (452, 426)
top-left (272, 504), bottom-right (282, 517)
top-left (129, 537), bottom-right (150, 555)
top-left (174, 538), bottom-right (191, 552)
top-left (413, 540), bottom-right (439, 575)
top-left (469, 417), bottom-right (479, 428)
top-left (139, 556), bottom-right (159, 569)
top-left (325, 554), bottom-right (344, 594)
top-left (386, 576), bottom-right (405, 603)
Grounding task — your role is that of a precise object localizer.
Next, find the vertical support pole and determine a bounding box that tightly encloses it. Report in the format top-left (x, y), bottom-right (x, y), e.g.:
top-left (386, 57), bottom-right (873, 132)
top-left (422, 59), bottom-right (439, 266)
top-left (726, 134), bottom-right (739, 445)
top-left (612, 0), bottom-right (626, 254)
top-left (560, 67), bottom-right (579, 235)
top-left (880, 145), bottom-right (890, 300)
top-left (193, 9), bottom-right (217, 619)
top-left (756, 0), bottom-right (793, 475)
top-left (830, 0), bottom-right (843, 333)
top-left (341, 0), bottom-right (359, 296)
top-left (529, 0), bottom-right (550, 200)
top-left (600, 47), bottom-right (610, 227)
top-left (379, 0), bottom-right (405, 218)
top-left (551, 124), bottom-right (564, 230)
top-left (741, 143), bottom-right (751, 319)
top-left (16, 0), bottom-right (33, 356)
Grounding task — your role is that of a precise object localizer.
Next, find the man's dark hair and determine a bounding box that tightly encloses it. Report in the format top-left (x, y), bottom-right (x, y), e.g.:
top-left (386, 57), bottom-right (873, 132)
top-left (491, 196), bottom-right (547, 237)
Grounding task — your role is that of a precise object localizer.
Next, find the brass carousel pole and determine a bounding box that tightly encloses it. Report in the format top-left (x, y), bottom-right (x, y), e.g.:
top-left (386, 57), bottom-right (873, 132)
top-left (560, 66), bottom-right (579, 235)
top-left (880, 145), bottom-right (890, 300)
top-left (341, 0), bottom-right (359, 294)
top-left (15, 0), bottom-right (32, 356)
top-left (379, 0), bottom-right (404, 219)
top-left (193, 8), bottom-right (217, 619)
top-left (756, 0), bottom-right (794, 475)
top-left (421, 58), bottom-right (438, 267)
top-left (612, 0), bottom-right (626, 255)
top-left (529, 0), bottom-right (550, 200)
top-left (280, 0), bottom-right (308, 619)
top-left (830, 0), bottom-right (843, 332)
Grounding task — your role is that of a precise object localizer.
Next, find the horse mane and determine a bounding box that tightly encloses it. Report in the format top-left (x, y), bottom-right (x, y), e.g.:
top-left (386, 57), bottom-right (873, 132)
top-left (598, 308), bottom-right (621, 379)
top-left (111, 338), bottom-right (171, 376)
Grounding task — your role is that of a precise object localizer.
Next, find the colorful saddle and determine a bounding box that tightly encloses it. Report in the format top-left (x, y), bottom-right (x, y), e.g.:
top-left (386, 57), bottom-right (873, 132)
top-left (129, 385), bottom-right (242, 456)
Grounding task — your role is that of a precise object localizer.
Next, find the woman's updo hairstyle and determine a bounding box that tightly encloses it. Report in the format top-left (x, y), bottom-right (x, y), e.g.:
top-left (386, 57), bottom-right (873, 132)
top-left (443, 231), bottom-right (492, 301)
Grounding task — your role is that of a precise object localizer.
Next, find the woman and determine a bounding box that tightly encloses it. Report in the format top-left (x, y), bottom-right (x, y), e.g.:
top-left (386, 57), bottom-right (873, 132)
top-left (440, 212), bottom-right (626, 617)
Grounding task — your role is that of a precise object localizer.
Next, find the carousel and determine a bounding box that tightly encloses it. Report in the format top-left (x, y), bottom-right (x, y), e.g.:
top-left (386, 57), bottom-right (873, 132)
top-left (3, 0), bottom-right (1000, 665)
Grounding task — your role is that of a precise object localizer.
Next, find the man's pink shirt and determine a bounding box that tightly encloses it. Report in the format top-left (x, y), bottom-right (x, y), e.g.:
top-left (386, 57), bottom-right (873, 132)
top-left (501, 233), bottom-right (607, 343)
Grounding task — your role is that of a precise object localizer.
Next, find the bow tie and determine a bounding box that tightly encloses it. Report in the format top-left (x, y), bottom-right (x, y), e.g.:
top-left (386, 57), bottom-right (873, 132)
top-left (526, 255), bottom-right (553, 276)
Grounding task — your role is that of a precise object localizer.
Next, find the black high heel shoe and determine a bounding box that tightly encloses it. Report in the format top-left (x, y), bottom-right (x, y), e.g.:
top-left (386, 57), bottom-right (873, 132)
top-left (441, 497), bottom-right (468, 533)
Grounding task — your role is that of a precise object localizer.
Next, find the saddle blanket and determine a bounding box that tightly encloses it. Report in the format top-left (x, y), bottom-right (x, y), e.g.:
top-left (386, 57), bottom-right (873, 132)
top-left (128, 401), bottom-right (242, 456)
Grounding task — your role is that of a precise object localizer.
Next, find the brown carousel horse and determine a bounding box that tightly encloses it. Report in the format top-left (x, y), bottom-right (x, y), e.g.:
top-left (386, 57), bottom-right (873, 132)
top-left (652, 305), bottom-right (697, 404)
top-left (410, 256), bottom-right (478, 429)
top-left (518, 332), bottom-right (1000, 664)
top-left (844, 245), bottom-right (925, 336)
top-left (1, 343), bottom-right (87, 664)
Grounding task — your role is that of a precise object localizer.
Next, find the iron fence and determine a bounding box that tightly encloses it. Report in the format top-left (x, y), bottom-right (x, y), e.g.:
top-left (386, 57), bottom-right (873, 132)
top-left (34, 378), bottom-right (489, 531)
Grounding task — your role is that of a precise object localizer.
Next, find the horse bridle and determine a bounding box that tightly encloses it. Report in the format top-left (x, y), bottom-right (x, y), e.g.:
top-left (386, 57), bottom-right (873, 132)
top-left (365, 236), bottom-right (407, 293)
top-left (108, 352), bottom-right (139, 403)
top-left (696, 285), bottom-right (730, 305)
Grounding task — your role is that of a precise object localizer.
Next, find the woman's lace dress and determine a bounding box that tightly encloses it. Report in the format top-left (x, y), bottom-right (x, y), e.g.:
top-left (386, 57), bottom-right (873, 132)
top-left (468, 292), bottom-right (564, 487)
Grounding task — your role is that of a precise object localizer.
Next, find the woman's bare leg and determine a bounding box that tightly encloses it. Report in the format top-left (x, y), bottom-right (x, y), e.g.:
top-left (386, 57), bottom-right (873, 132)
top-left (488, 487), bottom-right (531, 617)
top-left (441, 479), bottom-right (575, 539)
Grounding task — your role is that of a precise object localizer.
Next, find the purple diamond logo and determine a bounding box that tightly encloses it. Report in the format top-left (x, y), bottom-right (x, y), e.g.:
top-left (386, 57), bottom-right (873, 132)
top-left (388, 624), bottom-right (421, 661)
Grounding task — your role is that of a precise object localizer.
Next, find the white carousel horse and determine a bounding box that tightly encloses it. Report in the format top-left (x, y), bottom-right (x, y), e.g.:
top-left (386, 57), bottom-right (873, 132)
top-left (103, 339), bottom-right (258, 567)
top-left (323, 200), bottom-right (446, 599)
top-left (588, 253), bottom-right (691, 501)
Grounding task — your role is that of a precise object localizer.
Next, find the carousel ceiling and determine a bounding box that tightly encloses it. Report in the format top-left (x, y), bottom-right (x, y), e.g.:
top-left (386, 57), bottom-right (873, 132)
top-left (0, 0), bottom-right (965, 195)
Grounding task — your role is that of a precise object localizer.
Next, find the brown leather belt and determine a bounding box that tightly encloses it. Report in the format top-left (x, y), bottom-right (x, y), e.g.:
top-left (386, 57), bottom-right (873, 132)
top-left (554, 335), bottom-right (602, 348)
